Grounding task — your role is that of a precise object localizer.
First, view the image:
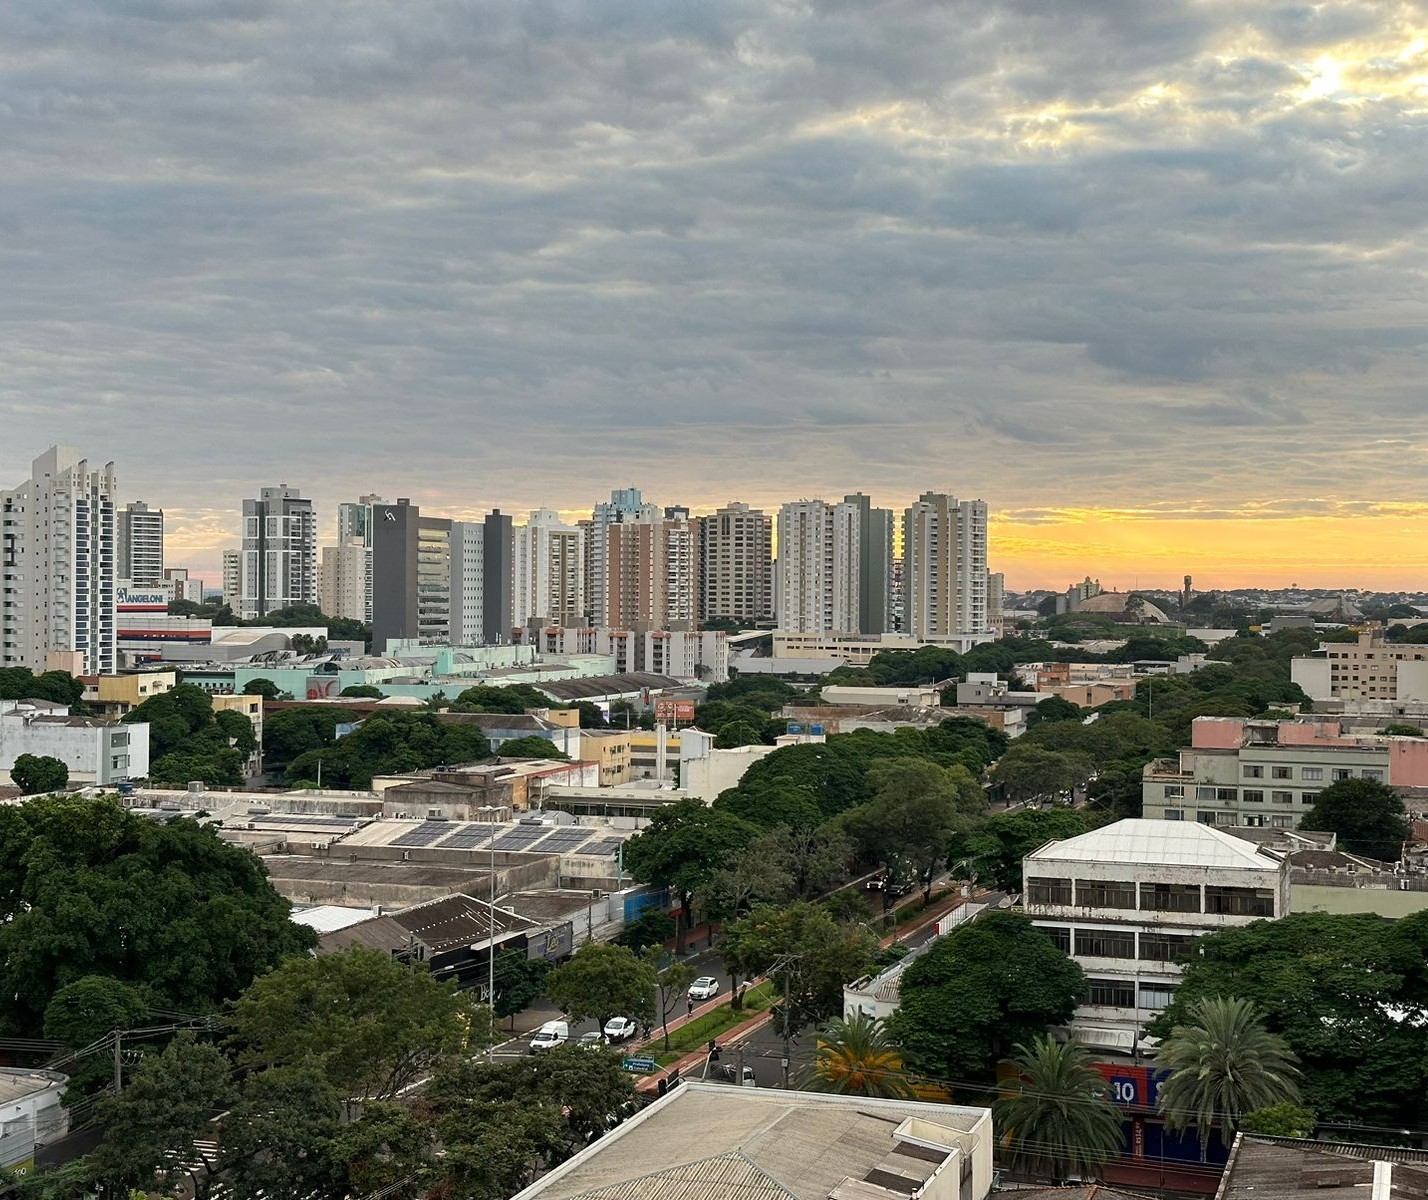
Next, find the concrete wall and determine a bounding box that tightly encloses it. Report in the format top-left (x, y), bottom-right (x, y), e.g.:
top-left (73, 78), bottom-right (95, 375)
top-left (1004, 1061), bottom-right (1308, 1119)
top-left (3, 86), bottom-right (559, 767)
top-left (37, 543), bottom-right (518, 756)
top-left (1293, 882), bottom-right (1428, 917)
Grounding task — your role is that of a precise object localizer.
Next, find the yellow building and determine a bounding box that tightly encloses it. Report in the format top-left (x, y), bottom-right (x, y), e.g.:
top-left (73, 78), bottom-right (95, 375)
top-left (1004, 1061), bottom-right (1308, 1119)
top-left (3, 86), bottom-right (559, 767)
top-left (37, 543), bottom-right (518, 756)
top-left (628, 727), bottom-right (680, 781)
top-left (81, 671), bottom-right (178, 718)
top-left (579, 730), bottom-right (633, 786)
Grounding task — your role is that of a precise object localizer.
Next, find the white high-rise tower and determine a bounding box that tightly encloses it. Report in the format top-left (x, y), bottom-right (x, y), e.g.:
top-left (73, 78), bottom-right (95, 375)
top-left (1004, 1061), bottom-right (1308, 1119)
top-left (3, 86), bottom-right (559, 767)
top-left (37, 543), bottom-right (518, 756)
top-left (2, 446), bottom-right (119, 674)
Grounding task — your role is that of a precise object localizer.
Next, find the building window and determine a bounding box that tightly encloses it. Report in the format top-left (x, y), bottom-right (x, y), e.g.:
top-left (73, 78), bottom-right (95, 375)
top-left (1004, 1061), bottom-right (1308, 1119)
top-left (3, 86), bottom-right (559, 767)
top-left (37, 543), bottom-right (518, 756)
top-left (1197, 812), bottom-right (1218, 825)
top-left (1086, 978), bottom-right (1136, 1008)
top-left (1075, 880), bottom-right (1137, 909)
top-left (1140, 931), bottom-right (1195, 962)
top-left (1242, 765), bottom-right (1264, 779)
top-left (1363, 769), bottom-right (1384, 782)
top-left (1301, 767), bottom-right (1323, 781)
top-left (1242, 789), bottom-right (1265, 803)
top-left (1039, 926), bottom-right (1071, 954)
top-left (1195, 786), bottom-right (1217, 802)
top-left (1301, 791), bottom-right (1319, 806)
top-left (1332, 768), bottom-right (1352, 782)
top-left (1163, 809), bottom-right (1183, 820)
top-left (1075, 929), bottom-right (1136, 959)
top-left (1272, 766), bottom-right (1293, 780)
top-left (1205, 886), bottom-right (1275, 917)
top-left (1272, 815), bottom-right (1293, 828)
top-left (1164, 785), bottom-right (1184, 798)
top-left (1141, 883), bottom-right (1200, 913)
top-left (1272, 791), bottom-right (1293, 805)
top-left (1139, 982), bottom-right (1177, 1010)
top-left (1026, 877), bottom-right (1072, 906)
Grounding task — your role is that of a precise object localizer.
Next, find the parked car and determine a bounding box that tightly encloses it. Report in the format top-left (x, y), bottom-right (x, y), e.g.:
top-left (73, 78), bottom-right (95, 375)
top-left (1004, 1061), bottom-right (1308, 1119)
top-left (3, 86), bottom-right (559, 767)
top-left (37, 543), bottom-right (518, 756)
top-left (602, 1016), bottom-right (638, 1043)
top-left (688, 976), bottom-right (720, 1001)
top-left (577, 1031), bottom-right (605, 1050)
top-left (530, 1020), bottom-right (569, 1052)
top-left (716, 1063), bottom-right (757, 1087)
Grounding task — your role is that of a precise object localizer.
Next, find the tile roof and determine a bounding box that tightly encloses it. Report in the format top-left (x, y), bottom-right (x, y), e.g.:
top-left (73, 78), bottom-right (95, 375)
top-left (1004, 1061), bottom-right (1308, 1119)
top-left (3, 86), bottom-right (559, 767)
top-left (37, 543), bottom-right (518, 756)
top-left (1219, 1136), bottom-right (1428, 1200)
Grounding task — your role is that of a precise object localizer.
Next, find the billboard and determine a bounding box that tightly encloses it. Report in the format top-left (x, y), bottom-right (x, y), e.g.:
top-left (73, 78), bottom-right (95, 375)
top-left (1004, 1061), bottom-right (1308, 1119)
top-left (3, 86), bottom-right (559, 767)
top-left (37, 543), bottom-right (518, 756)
top-left (653, 698), bottom-right (696, 724)
top-left (117, 589), bottom-right (170, 610)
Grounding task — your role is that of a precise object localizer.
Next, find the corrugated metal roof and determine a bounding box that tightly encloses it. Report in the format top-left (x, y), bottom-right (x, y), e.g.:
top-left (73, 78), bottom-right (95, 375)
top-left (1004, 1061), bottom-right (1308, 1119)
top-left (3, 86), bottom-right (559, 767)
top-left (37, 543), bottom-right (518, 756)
top-left (564, 1152), bottom-right (794, 1200)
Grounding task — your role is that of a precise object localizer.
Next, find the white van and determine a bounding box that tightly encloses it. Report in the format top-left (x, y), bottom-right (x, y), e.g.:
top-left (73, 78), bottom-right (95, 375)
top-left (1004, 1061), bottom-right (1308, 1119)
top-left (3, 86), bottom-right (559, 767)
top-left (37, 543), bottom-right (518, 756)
top-left (530, 1020), bottom-right (569, 1051)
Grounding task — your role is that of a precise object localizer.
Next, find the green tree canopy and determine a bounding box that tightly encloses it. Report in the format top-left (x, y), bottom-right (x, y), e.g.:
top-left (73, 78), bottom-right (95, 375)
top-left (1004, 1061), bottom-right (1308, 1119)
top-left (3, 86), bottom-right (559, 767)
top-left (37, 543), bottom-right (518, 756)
top-left (811, 1012), bottom-right (915, 1099)
top-left (890, 909), bottom-right (1084, 1083)
top-left (94, 1031), bottom-right (235, 1196)
top-left (228, 946), bottom-right (491, 1101)
top-left (1155, 996), bottom-right (1301, 1150)
top-left (339, 683), bottom-right (386, 698)
top-left (994, 1036), bottom-right (1124, 1179)
top-left (1148, 911), bottom-right (1428, 1127)
top-left (0, 667), bottom-right (85, 707)
top-left (496, 734), bottom-right (567, 759)
top-left (1301, 778), bottom-right (1410, 861)
top-left (545, 941), bottom-right (656, 1032)
top-left (241, 677), bottom-right (283, 699)
top-left (125, 682), bottom-right (253, 786)
top-left (450, 683), bottom-right (554, 713)
top-left (841, 759), bottom-right (983, 900)
top-left (491, 949), bottom-right (550, 1029)
top-left (623, 798), bottom-right (759, 949)
top-left (0, 795), bottom-right (314, 1037)
top-left (947, 807), bottom-right (1092, 893)
top-left (719, 901), bottom-right (876, 1025)
top-left (989, 742), bottom-right (1093, 805)
top-left (283, 711), bottom-right (491, 787)
top-left (11, 754), bottom-right (68, 795)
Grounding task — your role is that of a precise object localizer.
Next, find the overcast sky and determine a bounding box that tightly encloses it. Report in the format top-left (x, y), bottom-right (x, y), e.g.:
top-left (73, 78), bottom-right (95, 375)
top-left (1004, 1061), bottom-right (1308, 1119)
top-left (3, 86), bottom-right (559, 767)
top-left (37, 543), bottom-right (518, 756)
top-left (3, 0), bottom-right (1426, 589)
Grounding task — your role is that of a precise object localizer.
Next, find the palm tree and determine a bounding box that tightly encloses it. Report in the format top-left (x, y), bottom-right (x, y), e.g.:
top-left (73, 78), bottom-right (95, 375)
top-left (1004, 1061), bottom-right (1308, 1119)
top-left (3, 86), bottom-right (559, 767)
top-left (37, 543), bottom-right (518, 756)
top-left (1154, 996), bottom-right (1301, 1151)
top-left (811, 1012), bottom-right (916, 1099)
top-left (994, 1036), bottom-right (1124, 1181)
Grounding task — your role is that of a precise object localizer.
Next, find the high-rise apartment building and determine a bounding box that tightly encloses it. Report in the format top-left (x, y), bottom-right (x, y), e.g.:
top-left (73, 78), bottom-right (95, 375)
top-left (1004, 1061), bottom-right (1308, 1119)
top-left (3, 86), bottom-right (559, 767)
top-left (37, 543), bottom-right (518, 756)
top-left (697, 502), bottom-right (773, 627)
top-left (587, 487), bottom-right (660, 628)
top-left (221, 549), bottom-right (241, 610)
top-left (482, 509), bottom-right (514, 644)
top-left (604, 510), bottom-right (699, 633)
top-left (117, 501), bottom-right (164, 585)
top-left (774, 499), bottom-right (861, 634)
top-left (1, 446), bottom-right (118, 674)
top-left (842, 493), bottom-right (894, 635)
top-left (514, 510), bottom-right (585, 630)
top-left (370, 499), bottom-right (486, 649)
top-left (335, 494), bottom-right (383, 622)
top-left (901, 493), bottom-right (989, 639)
top-left (238, 485), bottom-right (317, 620)
top-left (319, 540), bottom-right (370, 623)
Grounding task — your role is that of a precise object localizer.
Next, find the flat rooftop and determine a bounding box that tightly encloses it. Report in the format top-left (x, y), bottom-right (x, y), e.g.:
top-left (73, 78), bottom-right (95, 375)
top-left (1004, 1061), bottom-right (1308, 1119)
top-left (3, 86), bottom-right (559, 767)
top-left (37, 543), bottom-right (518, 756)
top-left (514, 1083), bottom-right (987, 1200)
top-left (0, 1069), bottom-right (66, 1105)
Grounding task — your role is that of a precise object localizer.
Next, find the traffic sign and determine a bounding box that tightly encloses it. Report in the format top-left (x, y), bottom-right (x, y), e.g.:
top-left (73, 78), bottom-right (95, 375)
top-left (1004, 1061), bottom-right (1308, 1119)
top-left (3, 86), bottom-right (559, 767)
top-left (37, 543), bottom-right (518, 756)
top-left (623, 1057), bottom-right (657, 1073)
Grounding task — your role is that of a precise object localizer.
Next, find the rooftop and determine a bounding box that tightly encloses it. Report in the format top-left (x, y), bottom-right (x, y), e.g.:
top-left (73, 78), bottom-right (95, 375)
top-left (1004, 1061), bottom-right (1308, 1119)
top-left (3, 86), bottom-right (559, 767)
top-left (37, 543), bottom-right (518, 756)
top-left (535, 673), bottom-right (684, 701)
top-left (513, 1082), bottom-right (988, 1200)
top-left (1217, 1135), bottom-right (1428, 1200)
top-left (0, 1069), bottom-right (67, 1105)
top-left (1027, 818), bottom-right (1282, 871)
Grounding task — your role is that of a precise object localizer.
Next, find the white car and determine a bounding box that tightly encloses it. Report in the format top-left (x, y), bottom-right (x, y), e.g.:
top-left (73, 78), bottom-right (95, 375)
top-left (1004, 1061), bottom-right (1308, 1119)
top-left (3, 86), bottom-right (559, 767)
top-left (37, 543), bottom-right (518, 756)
top-left (688, 976), bottom-right (720, 1001)
top-left (603, 1016), bottom-right (638, 1043)
top-left (530, 1019), bottom-right (569, 1052)
top-left (577, 1031), bottom-right (605, 1050)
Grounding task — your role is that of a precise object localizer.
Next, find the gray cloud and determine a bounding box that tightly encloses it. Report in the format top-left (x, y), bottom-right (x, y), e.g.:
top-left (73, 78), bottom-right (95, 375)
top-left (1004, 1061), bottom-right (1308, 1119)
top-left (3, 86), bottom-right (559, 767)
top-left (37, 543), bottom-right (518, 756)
top-left (1, 0), bottom-right (1426, 580)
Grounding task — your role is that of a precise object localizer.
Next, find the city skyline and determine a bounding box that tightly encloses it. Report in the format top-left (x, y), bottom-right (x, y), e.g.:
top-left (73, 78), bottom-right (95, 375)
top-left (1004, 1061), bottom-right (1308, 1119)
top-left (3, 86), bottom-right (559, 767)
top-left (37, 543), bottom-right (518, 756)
top-left (4, 2), bottom-right (1426, 592)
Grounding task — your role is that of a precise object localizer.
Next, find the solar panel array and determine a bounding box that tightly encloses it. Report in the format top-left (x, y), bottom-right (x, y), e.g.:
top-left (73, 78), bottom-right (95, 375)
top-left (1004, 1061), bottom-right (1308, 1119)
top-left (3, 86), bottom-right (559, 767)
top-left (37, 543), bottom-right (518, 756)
top-left (436, 827), bottom-right (497, 851)
top-left (492, 827), bottom-right (548, 851)
top-left (582, 837), bottom-right (626, 858)
top-left (390, 821), bottom-right (453, 847)
top-left (531, 829), bottom-right (594, 854)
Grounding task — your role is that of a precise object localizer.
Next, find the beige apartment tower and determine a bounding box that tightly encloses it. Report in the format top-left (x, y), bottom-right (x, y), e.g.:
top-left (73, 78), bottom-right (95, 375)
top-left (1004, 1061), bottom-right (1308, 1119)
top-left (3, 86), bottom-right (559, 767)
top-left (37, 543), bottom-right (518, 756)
top-left (901, 493), bottom-right (989, 639)
top-left (698, 502), bottom-right (773, 627)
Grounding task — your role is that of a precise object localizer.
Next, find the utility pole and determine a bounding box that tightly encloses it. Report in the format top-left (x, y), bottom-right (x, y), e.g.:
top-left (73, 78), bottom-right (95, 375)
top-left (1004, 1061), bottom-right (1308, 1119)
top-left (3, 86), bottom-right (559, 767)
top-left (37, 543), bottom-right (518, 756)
top-left (113, 1029), bottom-right (122, 1093)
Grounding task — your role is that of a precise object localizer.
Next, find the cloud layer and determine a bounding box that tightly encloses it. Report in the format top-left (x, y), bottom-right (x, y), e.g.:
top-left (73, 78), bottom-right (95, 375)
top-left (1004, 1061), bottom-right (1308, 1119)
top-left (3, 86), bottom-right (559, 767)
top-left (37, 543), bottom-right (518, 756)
top-left (2, 0), bottom-right (1426, 585)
